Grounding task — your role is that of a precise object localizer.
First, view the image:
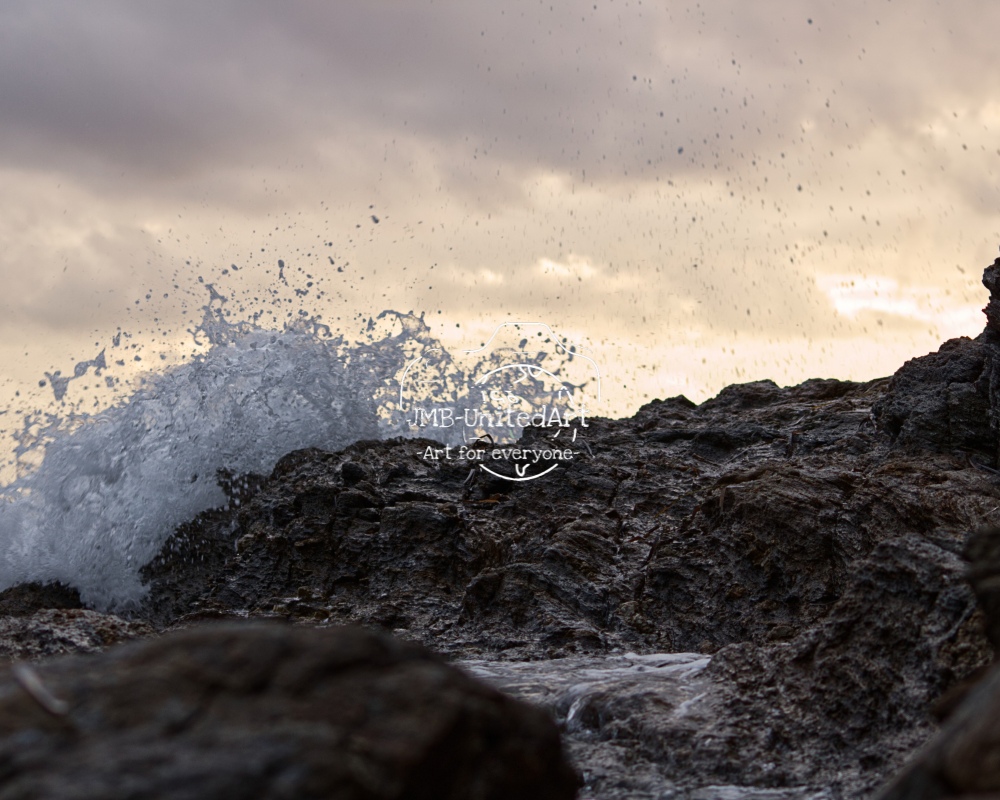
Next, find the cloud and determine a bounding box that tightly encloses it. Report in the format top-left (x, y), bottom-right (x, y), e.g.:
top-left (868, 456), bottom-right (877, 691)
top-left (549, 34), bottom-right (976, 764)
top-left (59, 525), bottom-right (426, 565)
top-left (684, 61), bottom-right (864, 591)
top-left (1, 1), bottom-right (998, 417)
top-left (0, 169), bottom-right (159, 331)
top-left (2, 0), bottom-right (997, 209)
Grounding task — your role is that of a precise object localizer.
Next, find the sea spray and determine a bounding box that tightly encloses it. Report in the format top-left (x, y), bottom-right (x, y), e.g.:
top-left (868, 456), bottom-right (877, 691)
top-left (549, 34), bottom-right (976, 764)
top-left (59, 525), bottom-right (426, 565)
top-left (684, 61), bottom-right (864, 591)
top-left (0, 285), bottom-right (583, 610)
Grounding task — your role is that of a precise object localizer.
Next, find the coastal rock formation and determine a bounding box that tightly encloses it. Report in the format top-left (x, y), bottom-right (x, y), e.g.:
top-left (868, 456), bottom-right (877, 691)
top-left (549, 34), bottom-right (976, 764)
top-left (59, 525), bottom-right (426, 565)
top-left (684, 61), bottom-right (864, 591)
top-left (136, 366), bottom-right (1000, 794)
top-left (0, 581), bottom-right (83, 616)
top-left (874, 663), bottom-right (1000, 800)
top-left (0, 583), bottom-right (151, 662)
top-left (0, 623), bottom-right (578, 800)
top-left (871, 526), bottom-right (1000, 799)
top-left (7, 251), bottom-right (1000, 797)
top-left (871, 336), bottom-right (996, 458)
top-left (968, 525), bottom-right (1000, 651)
top-left (983, 252), bottom-right (1000, 335)
top-left (0, 608), bottom-right (152, 661)
top-left (871, 249), bottom-right (1000, 463)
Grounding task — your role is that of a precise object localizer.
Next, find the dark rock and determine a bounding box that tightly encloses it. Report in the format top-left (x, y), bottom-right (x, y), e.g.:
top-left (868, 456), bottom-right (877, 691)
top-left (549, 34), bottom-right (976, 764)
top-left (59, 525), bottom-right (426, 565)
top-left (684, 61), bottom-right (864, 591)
top-left (340, 460), bottom-right (368, 484)
top-left (984, 252), bottom-right (1000, 336)
top-left (136, 375), bottom-right (1000, 796)
top-left (699, 378), bottom-right (784, 410)
top-left (706, 532), bottom-right (991, 794)
top-left (875, 524), bottom-right (1000, 798)
top-left (126, 252), bottom-right (1000, 797)
top-left (967, 526), bottom-right (1000, 650)
top-left (137, 506), bottom-right (245, 628)
top-left (874, 662), bottom-right (1000, 800)
top-left (0, 609), bottom-right (152, 661)
top-left (873, 250), bottom-right (1000, 462)
top-left (872, 336), bottom-right (996, 458)
top-left (0, 622), bottom-right (578, 800)
top-left (874, 528), bottom-right (1000, 799)
top-left (0, 581), bottom-right (82, 616)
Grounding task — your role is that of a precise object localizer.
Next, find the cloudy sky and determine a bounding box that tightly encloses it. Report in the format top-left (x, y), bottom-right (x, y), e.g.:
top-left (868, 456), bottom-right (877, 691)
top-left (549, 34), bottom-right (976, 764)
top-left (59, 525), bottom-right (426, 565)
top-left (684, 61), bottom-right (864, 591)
top-left (1, 0), bottom-right (998, 419)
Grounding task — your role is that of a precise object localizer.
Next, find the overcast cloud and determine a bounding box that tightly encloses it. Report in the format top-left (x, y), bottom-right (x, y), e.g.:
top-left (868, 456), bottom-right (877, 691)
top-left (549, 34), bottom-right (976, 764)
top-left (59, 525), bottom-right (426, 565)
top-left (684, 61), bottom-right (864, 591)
top-left (0, 0), bottom-right (997, 417)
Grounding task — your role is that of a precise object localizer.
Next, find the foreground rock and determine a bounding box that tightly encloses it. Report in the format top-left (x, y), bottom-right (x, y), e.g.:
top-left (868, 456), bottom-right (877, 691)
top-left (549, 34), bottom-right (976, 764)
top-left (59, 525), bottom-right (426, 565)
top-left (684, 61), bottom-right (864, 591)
top-left (0, 581), bottom-right (83, 617)
top-left (875, 661), bottom-right (1000, 800)
top-left (0, 622), bottom-right (578, 800)
top-left (0, 609), bottom-right (152, 661)
top-left (0, 583), bottom-right (152, 662)
top-left (874, 526), bottom-right (1000, 799)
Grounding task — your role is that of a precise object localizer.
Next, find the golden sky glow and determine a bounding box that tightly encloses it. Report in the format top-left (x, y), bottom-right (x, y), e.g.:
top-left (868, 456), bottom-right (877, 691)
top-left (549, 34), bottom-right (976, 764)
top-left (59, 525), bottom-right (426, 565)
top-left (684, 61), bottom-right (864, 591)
top-left (1, 1), bottom-right (998, 419)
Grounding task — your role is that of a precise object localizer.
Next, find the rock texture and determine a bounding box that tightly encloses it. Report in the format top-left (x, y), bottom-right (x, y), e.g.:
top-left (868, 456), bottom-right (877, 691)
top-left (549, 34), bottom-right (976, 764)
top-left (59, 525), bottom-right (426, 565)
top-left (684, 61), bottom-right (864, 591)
top-left (0, 581), bottom-right (83, 617)
top-left (10, 251), bottom-right (1000, 797)
top-left (0, 622), bottom-right (578, 800)
top-left (142, 377), bottom-right (997, 660)
top-left (968, 525), bottom-right (1000, 651)
top-left (0, 609), bottom-right (152, 661)
top-left (983, 252), bottom-right (1000, 336)
top-left (872, 526), bottom-right (1000, 800)
top-left (136, 372), bottom-right (1000, 795)
top-left (0, 583), bottom-right (151, 662)
top-left (876, 662), bottom-right (1000, 800)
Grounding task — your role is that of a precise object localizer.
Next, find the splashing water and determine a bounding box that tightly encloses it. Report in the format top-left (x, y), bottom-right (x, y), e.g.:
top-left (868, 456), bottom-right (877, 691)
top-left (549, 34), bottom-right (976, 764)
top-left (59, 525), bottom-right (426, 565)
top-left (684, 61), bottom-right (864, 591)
top-left (1, 312), bottom-right (383, 608)
top-left (0, 283), bottom-right (585, 610)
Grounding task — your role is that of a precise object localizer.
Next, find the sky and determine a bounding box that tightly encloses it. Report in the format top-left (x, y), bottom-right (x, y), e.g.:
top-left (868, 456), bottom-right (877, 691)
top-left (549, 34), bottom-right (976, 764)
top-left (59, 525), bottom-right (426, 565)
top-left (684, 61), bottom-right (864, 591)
top-left (1, 0), bottom-right (998, 420)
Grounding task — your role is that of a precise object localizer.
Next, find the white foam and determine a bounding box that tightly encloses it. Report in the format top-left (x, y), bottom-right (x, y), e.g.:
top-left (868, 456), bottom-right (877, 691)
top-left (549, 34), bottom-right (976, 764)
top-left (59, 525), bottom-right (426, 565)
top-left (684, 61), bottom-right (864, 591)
top-left (0, 320), bottom-right (386, 610)
top-left (0, 291), bottom-right (579, 610)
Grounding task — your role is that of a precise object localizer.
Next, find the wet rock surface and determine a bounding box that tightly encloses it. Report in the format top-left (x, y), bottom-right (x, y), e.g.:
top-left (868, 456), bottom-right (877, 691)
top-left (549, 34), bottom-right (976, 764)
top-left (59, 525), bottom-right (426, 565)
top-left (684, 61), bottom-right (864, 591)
top-left (461, 652), bottom-right (719, 798)
top-left (0, 609), bottom-right (152, 661)
top-left (872, 526), bottom-right (1000, 800)
top-left (134, 365), bottom-right (1000, 797)
top-left (0, 581), bottom-right (83, 617)
top-left (11, 255), bottom-right (1000, 797)
top-left (0, 622), bottom-right (578, 800)
top-left (874, 661), bottom-right (1000, 800)
top-left (0, 583), bottom-right (152, 662)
